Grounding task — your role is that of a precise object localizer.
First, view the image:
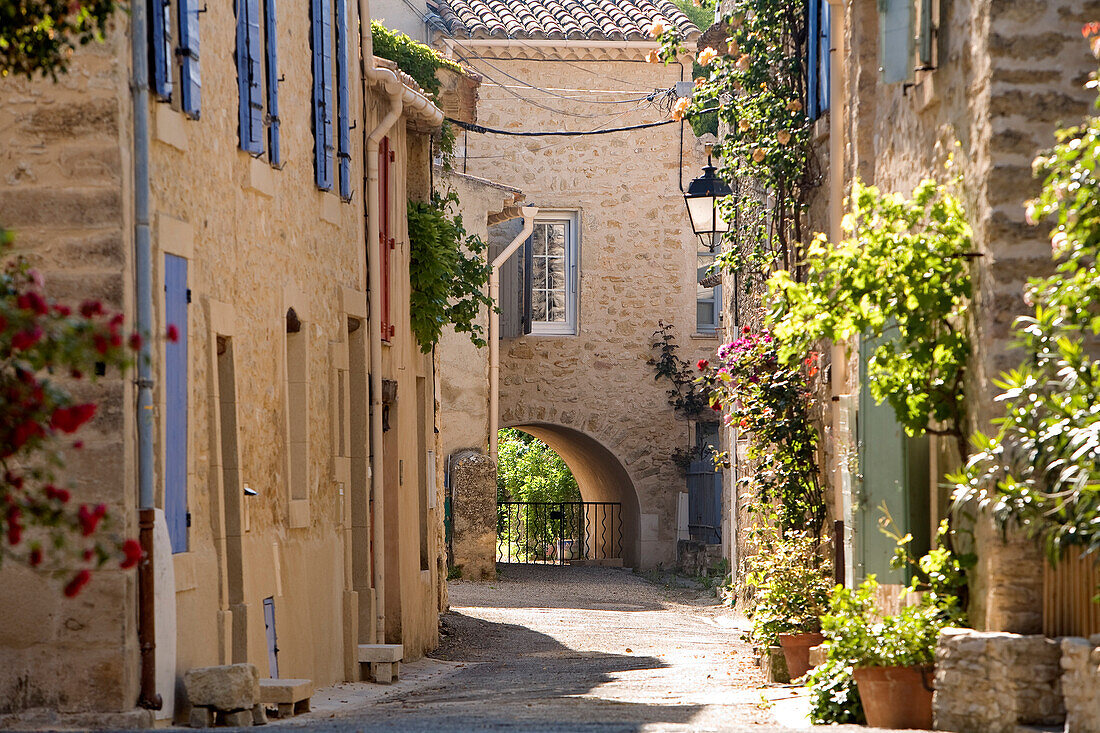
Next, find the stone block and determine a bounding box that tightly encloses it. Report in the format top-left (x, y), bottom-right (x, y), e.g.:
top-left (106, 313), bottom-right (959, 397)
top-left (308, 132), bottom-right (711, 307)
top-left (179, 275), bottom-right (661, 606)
top-left (189, 706), bottom-right (215, 728)
top-left (220, 709), bottom-right (253, 727)
top-left (251, 704), bottom-right (267, 725)
top-left (1061, 636), bottom-right (1100, 733)
top-left (184, 663), bottom-right (259, 711)
top-left (258, 678), bottom-right (312, 705)
top-left (358, 643), bottom-right (403, 663)
top-left (761, 646), bottom-right (789, 684)
top-left (449, 451), bottom-right (497, 581)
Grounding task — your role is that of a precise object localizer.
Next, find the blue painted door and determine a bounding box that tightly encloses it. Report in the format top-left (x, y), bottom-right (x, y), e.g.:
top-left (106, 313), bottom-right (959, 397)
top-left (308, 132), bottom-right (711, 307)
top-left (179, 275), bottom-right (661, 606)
top-left (165, 254), bottom-right (189, 553)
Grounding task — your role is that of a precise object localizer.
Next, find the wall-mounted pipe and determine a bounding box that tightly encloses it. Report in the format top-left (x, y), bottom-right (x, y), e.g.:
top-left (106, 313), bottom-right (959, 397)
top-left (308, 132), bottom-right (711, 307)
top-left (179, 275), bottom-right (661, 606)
top-left (488, 207), bottom-right (538, 461)
top-left (130, 0), bottom-right (162, 712)
top-left (358, 0), bottom-right (442, 647)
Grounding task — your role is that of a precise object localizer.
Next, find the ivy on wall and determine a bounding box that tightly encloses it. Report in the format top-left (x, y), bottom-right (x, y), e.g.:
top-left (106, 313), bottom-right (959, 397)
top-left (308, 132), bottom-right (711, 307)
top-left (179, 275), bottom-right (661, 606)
top-left (371, 21), bottom-right (461, 98)
top-left (407, 191), bottom-right (494, 353)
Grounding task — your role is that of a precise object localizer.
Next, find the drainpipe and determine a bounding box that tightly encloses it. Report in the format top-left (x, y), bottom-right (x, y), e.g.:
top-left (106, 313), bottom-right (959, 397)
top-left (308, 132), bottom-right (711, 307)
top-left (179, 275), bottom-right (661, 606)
top-left (488, 207), bottom-right (538, 461)
top-left (131, 0), bottom-right (162, 712)
top-left (357, 0), bottom-right (442, 644)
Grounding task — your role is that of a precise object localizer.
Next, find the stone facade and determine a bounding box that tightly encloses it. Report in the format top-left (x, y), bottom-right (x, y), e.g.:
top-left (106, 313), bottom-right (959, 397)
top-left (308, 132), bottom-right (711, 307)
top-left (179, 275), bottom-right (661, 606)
top-left (1061, 635), bottom-right (1100, 733)
top-left (0, 2), bottom-right (455, 722)
top-left (934, 628), bottom-right (1064, 732)
top-left (433, 39), bottom-right (716, 569)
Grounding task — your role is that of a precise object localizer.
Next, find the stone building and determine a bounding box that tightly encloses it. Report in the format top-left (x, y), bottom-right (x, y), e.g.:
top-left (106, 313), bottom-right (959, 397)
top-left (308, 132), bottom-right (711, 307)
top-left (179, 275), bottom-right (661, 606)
top-left (413, 0), bottom-right (721, 570)
top-left (0, 0), bottom-right (468, 723)
top-left (707, 0), bottom-right (1100, 727)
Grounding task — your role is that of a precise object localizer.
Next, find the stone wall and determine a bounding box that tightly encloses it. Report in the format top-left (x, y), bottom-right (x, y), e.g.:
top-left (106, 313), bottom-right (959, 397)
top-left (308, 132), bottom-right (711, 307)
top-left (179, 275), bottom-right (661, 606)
top-left (934, 628), bottom-right (1064, 732)
top-left (0, 20), bottom-right (139, 714)
top-left (452, 46), bottom-right (717, 568)
top-left (449, 451), bottom-right (498, 580)
top-left (1061, 635), bottom-right (1100, 733)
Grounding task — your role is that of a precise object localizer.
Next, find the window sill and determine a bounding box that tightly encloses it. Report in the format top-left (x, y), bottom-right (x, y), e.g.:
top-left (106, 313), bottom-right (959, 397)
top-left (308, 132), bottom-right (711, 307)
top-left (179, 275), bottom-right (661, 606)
top-left (691, 331), bottom-right (719, 340)
top-left (245, 156), bottom-right (275, 198)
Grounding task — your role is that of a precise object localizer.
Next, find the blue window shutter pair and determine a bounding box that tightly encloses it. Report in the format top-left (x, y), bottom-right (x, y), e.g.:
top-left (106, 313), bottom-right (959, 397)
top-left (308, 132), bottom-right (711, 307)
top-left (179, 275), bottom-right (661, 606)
top-left (150, 0), bottom-right (173, 99)
top-left (164, 254), bottom-right (189, 554)
top-left (265, 0), bottom-right (281, 165)
top-left (335, 0), bottom-right (352, 200)
top-left (806, 0), bottom-right (830, 120)
top-left (177, 0), bottom-right (201, 117)
top-left (312, 0), bottom-right (334, 190)
top-left (237, 0), bottom-right (264, 154)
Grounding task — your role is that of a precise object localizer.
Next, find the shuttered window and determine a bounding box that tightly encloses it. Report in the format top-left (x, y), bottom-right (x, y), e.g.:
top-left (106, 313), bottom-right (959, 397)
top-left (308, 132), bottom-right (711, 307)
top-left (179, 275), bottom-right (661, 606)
top-left (879, 0), bottom-right (914, 85)
top-left (311, 0), bottom-right (334, 190)
top-left (236, 0), bottom-right (264, 154)
top-left (806, 0), bottom-right (830, 120)
top-left (150, 0), bottom-right (173, 99)
top-left (379, 136), bottom-right (394, 340)
top-left (177, 0), bottom-right (201, 117)
top-left (264, 0), bottom-right (281, 165)
top-left (335, 0), bottom-right (352, 200)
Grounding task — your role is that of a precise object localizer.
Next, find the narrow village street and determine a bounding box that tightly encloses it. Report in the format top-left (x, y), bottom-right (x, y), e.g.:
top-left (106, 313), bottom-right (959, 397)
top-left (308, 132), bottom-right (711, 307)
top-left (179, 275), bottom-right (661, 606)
top-left (265, 567), bottom-right (889, 732)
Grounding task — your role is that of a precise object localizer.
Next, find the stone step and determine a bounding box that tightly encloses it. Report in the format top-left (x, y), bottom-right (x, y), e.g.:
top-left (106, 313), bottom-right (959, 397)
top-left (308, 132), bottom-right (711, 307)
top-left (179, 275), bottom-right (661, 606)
top-left (357, 644), bottom-right (403, 663)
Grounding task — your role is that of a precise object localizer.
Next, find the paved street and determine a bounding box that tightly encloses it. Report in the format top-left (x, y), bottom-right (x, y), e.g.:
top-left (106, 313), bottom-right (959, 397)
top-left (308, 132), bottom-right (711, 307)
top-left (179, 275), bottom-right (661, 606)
top-left (267, 566), bottom-right (873, 732)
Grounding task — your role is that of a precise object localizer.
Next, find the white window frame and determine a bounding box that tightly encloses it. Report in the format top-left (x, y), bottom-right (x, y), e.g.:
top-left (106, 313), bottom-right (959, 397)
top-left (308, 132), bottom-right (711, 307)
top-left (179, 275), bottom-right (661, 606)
top-left (530, 211), bottom-right (579, 336)
top-left (696, 250), bottom-right (721, 334)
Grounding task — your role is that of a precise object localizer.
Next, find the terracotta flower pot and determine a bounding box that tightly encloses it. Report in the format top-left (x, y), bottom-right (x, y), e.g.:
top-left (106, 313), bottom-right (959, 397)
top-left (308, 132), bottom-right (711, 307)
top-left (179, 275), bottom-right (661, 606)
top-left (776, 631), bottom-right (825, 679)
top-left (853, 665), bottom-right (934, 730)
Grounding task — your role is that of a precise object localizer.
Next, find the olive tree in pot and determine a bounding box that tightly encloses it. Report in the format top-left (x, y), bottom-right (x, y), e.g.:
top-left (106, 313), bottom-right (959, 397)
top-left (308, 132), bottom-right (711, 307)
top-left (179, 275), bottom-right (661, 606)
top-left (741, 527), bottom-right (832, 680)
top-left (821, 576), bottom-right (951, 730)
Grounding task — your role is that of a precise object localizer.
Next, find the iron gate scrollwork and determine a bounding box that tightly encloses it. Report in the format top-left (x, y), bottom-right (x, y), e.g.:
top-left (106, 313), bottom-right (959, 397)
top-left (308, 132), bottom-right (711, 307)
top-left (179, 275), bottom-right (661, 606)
top-left (497, 501), bottom-right (622, 564)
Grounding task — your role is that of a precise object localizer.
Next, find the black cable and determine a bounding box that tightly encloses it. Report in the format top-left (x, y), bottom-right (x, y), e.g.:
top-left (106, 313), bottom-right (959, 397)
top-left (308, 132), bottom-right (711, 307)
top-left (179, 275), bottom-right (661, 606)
top-left (448, 107), bottom-right (717, 137)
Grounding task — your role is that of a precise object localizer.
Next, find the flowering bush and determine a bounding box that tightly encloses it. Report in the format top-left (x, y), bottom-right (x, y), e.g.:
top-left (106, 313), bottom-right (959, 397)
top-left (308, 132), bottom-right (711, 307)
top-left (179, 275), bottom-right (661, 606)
top-left (0, 227), bottom-right (145, 595)
top-left (1, 0), bottom-right (118, 79)
top-left (698, 328), bottom-right (824, 537)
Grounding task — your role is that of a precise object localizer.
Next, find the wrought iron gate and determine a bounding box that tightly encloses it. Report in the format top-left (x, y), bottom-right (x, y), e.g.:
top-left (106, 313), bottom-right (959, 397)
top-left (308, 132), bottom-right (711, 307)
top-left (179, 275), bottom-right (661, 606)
top-left (497, 501), bottom-right (622, 564)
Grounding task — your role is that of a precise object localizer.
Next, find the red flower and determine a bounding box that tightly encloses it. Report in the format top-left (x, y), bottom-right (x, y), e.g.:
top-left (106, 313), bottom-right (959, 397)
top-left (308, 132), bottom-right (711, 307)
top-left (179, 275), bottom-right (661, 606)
top-left (165, 324), bottom-right (180, 343)
top-left (29, 547), bottom-right (43, 567)
top-left (128, 333), bottom-right (143, 351)
top-left (711, 402), bottom-right (722, 411)
top-left (93, 334), bottom-right (110, 354)
top-left (6, 506), bottom-right (22, 546)
top-left (12, 420), bottom-right (43, 449)
top-left (44, 485), bottom-right (71, 503)
top-left (78, 503), bottom-right (107, 536)
top-left (120, 539), bottom-right (143, 569)
top-left (109, 333), bottom-right (122, 348)
top-left (63, 569), bottom-right (91, 598)
top-left (79, 300), bottom-right (104, 318)
top-left (109, 313), bottom-right (124, 328)
top-left (53, 304), bottom-right (72, 317)
top-left (742, 326), bottom-right (751, 334)
top-left (50, 403), bottom-right (97, 433)
top-left (697, 359), bottom-right (709, 370)
top-left (11, 327), bottom-right (43, 351)
top-left (16, 292), bottom-right (48, 315)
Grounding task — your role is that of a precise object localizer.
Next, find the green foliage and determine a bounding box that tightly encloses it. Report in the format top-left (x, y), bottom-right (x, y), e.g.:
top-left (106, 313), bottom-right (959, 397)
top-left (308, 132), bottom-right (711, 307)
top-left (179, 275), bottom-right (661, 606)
top-left (699, 329), bottom-right (824, 536)
top-left (952, 56), bottom-right (1100, 561)
top-left (881, 506), bottom-right (974, 622)
top-left (770, 178), bottom-right (973, 456)
top-left (371, 21), bottom-right (461, 98)
top-left (806, 657), bottom-right (864, 725)
top-left (496, 429), bottom-right (580, 504)
top-left (1, 0), bottom-right (117, 79)
top-left (740, 526), bottom-right (831, 649)
top-left (670, 0), bottom-right (714, 33)
top-left (656, 0), bottom-right (815, 270)
top-left (820, 577), bottom-right (949, 669)
top-left (407, 191), bottom-right (494, 353)
top-left (647, 322), bottom-right (711, 417)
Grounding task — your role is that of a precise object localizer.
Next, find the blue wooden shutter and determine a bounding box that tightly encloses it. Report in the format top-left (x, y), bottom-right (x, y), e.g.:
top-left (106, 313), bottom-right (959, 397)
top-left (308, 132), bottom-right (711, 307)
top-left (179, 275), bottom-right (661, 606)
top-left (150, 0), bottom-right (173, 99)
top-left (311, 0), bottom-right (334, 190)
top-left (806, 0), bottom-right (820, 120)
top-left (178, 0), bottom-right (201, 118)
top-left (818, 2), bottom-right (830, 114)
top-left (264, 0), bottom-right (281, 165)
top-left (236, 0), bottom-right (264, 154)
top-left (335, 0), bottom-right (351, 199)
top-left (165, 254), bottom-right (189, 554)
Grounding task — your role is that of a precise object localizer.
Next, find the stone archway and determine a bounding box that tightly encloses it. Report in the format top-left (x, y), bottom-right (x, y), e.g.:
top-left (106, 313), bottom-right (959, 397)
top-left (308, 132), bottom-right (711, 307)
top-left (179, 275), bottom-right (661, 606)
top-left (506, 422), bottom-right (642, 569)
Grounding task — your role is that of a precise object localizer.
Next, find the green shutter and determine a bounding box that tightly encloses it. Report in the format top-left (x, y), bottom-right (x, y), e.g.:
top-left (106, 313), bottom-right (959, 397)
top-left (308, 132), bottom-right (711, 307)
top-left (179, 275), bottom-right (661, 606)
top-left (879, 0), bottom-right (914, 84)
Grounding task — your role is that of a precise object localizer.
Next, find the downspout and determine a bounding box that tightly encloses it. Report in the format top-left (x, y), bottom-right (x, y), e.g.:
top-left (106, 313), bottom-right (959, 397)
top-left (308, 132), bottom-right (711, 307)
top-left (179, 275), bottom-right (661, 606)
top-left (131, 0), bottom-right (162, 712)
top-left (357, 1), bottom-right (442, 644)
top-left (488, 208), bottom-right (538, 461)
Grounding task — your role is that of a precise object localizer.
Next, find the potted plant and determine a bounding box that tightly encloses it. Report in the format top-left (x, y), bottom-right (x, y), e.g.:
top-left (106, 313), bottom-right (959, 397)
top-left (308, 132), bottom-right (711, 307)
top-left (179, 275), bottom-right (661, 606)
top-left (741, 528), bottom-right (832, 679)
top-left (821, 576), bottom-right (949, 730)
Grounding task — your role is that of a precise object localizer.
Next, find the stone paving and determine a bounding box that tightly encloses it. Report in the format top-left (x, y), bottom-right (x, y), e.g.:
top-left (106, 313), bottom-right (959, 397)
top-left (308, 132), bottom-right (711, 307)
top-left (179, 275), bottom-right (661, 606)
top-left (259, 565), bottom-right (912, 732)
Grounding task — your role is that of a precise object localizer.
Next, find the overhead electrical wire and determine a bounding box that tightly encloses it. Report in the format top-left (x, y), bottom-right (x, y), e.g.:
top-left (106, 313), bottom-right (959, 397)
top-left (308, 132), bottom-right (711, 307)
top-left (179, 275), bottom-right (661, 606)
top-left (449, 106), bottom-right (716, 138)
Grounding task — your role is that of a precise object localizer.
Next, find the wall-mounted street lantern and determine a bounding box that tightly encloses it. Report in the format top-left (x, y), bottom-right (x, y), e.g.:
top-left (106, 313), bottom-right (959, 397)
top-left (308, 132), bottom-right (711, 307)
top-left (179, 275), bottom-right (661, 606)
top-left (684, 155), bottom-right (732, 251)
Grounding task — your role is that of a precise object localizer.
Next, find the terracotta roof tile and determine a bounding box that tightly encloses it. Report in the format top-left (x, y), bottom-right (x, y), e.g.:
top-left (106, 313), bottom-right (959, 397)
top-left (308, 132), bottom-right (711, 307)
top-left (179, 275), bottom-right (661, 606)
top-left (427, 0), bottom-right (699, 42)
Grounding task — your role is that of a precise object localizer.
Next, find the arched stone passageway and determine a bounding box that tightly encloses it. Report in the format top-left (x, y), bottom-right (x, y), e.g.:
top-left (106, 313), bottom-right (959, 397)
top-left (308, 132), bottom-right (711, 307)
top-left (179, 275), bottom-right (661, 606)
top-left (507, 423), bottom-right (642, 568)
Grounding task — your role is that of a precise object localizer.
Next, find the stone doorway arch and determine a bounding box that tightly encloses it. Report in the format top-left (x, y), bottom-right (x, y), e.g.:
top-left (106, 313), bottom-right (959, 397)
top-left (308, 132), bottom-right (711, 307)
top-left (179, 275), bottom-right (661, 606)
top-left (505, 423), bottom-right (642, 569)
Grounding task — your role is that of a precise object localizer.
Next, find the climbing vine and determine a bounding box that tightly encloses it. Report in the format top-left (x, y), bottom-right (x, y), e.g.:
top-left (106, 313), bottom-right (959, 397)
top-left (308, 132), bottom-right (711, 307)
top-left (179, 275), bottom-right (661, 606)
top-left (647, 322), bottom-right (712, 418)
top-left (371, 21), bottom-right (462, 97)
top-left (407, 191), bottom-right (494, 353)
top-left (655, 0), bottom-right (816, 277)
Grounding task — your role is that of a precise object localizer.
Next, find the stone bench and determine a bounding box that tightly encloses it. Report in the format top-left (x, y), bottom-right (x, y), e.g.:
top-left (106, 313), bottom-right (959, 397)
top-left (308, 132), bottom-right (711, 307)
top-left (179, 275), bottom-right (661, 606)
top-left (358, 644), bottom-right (403, 684)
top-left (260, 678), bottom-right (313, 719)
